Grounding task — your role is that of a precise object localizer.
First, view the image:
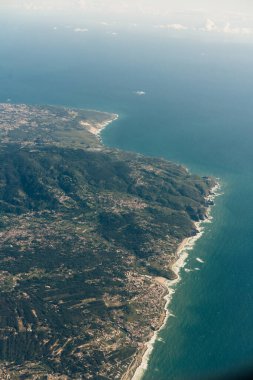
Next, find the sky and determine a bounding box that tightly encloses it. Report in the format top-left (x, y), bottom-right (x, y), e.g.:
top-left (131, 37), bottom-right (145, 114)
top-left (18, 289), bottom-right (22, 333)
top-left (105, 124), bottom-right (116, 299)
top-left (2, 0), bottom-right (253, 39)
top-left (2, 0), bottom-right (253, 13)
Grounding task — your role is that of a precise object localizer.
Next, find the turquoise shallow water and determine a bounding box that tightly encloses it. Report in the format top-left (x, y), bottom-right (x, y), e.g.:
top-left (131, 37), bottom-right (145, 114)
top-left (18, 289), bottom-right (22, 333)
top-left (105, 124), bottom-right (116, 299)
top-left (1, 13), bottom-right (253, 379)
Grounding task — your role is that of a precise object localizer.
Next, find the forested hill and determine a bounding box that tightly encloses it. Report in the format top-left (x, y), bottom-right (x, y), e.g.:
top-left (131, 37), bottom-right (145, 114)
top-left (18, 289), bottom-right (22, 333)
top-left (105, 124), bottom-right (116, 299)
top-left (0, 104), bottom-right (214, 379)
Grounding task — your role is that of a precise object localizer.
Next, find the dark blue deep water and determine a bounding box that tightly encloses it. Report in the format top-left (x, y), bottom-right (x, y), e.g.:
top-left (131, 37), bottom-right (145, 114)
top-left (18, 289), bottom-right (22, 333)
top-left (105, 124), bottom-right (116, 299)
top-left (1, 12), bottom-right (253, 379)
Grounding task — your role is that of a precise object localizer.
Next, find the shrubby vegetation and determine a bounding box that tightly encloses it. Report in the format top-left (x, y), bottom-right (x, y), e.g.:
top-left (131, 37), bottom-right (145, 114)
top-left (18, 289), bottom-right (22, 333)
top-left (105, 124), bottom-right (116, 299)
top-left (0, 104), bottom-right (214, 379)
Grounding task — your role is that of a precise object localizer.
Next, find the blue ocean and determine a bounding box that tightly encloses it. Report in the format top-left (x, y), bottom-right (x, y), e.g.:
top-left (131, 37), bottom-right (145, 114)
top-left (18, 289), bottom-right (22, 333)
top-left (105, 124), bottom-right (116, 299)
top-left (1, 11), bottom-right (253, 379)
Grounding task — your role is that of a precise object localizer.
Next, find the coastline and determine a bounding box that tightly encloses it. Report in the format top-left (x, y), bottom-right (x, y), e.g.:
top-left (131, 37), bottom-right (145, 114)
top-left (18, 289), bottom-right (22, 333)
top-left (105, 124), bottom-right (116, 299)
top-left (90, 112), bottom-right (221, 380)
top-left (126, 182), bottom-right (221, 380)
top-left (80, 112), bottom-right (119, 142)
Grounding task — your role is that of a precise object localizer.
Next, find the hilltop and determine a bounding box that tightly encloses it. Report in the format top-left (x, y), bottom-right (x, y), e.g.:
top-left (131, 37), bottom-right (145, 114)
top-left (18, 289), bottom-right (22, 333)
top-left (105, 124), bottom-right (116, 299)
top-left (0, 104), bottom-right (214, 379)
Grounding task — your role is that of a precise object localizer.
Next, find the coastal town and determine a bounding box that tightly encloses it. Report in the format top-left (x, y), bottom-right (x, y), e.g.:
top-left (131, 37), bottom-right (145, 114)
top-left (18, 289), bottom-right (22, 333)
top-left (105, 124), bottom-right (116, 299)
top-left (0, 104), bottom-right (215, 379)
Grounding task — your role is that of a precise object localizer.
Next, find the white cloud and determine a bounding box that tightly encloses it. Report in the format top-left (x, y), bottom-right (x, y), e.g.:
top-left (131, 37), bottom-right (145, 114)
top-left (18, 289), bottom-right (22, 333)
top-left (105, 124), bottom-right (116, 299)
top-left (156, 17), bottom-right (253, 37)
top-left (157, 23), bottom-right (188, 31)
top-left (106, 31), bottom-right (119, 36)
top-left (201, 18), bottom-right (253, 35)
top-left (6, 0), bottom-right (253, 39)
top-left (74, 27), bottom-right (89, 32)
top-left (223, 23), bottom-right (253, 35)
top-left (134, 90), bottom-right (146, 96)
top-left (204, 18), bottom-right (219, 32)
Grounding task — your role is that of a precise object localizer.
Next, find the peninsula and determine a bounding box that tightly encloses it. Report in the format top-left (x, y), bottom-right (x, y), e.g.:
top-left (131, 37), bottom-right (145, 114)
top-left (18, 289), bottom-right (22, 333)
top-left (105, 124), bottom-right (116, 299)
top-left (0, 103), bottom-right (215, 379)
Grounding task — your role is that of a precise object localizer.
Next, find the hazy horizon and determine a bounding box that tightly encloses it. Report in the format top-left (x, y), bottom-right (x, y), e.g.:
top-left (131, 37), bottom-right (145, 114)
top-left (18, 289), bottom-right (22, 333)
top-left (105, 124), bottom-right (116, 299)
top-left (2, 0), bottom-right (253, 43)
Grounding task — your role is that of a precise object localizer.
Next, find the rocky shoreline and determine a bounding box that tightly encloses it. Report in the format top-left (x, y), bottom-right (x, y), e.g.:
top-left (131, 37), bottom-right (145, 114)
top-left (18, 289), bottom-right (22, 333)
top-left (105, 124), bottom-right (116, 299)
top-left (123, 183), bottom-right (220, 380)
top-left (0, 103), bottom-right (216, 379)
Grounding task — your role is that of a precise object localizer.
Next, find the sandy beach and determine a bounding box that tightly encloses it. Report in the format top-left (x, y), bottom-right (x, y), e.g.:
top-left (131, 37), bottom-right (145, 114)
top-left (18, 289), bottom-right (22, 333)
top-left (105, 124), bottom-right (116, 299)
top-left (89, 113), bottom-right (221, 380)
top-left (80, 113), bottom-right (119, 141)
top-left (127, 182), bottom-right (221, 380)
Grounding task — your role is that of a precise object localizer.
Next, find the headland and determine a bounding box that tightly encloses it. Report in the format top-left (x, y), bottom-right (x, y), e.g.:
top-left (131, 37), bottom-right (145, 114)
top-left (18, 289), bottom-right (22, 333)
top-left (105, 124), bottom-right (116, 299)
top-left (0, 103), bottom-right (215, 380)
